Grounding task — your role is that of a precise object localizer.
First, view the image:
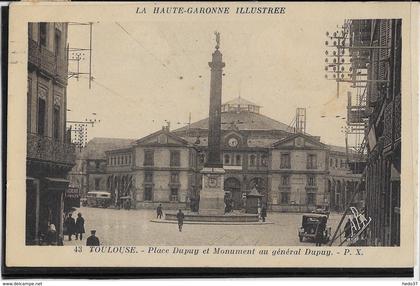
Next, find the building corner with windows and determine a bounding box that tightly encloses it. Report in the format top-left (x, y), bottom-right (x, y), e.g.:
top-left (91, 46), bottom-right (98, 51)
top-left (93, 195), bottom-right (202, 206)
top-left (26, 23), bottom-right (76, 245)
top-left (348, 19), bottom-right (402, 246)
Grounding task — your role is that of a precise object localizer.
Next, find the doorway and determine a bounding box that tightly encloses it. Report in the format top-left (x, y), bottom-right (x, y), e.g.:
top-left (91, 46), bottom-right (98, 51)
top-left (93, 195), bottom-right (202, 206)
top-left (224, 178), bottom-right (241, 209)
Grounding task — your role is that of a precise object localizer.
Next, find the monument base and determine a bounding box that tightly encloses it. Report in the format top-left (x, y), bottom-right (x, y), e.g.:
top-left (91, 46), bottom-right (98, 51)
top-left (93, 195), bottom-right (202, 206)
top-left (199, 167), bottom-right (225, 215)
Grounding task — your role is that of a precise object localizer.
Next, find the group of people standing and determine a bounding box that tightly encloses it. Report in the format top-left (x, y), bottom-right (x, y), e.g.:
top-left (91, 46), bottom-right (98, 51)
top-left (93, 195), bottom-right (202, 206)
top-left (44, 212), bottom-right (99, 246)
top-left (64, 212), bottom-right (101, 246)
top-left (64, 212), bottom-right (85, 241)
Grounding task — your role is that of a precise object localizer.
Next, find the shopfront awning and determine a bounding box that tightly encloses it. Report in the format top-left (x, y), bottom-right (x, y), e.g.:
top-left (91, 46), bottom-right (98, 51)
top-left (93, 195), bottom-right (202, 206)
top-left (45, 177), bottom-right (70, 191)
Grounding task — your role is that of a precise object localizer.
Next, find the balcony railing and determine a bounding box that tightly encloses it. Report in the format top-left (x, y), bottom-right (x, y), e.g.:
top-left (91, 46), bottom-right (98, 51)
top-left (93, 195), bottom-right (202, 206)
top-left (28, 39), bottom-right (39, 66)
top-left (28, 39), bottom-right (68, 83)
top-left (394, 93), bottom-right (401, 142)
top-left (27, 133), bottom-right (76, 166)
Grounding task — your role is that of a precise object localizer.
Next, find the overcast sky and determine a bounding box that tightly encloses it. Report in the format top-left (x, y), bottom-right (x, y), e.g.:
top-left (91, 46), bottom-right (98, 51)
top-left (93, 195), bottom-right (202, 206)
top-left (67, 15), bottom-right (353, 147)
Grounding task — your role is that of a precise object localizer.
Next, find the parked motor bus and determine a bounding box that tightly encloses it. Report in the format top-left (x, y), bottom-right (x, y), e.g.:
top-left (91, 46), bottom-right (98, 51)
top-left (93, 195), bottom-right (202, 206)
top-left (86, 191), bottom-right (112, 208)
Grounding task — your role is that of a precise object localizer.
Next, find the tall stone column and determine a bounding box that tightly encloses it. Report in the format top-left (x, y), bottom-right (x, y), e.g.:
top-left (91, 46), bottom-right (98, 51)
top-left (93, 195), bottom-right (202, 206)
top-left (199, 32), bottom-right (226, 215)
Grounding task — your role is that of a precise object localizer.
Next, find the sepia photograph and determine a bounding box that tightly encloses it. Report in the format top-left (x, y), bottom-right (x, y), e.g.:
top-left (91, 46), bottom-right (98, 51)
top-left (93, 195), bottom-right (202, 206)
top-left (24, 18), bottom-right (401, 248)
top-left (4, 2), bottom-right (417, 272)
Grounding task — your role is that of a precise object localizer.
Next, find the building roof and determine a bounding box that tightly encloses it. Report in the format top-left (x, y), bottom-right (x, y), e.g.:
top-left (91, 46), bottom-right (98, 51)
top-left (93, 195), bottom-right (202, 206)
top-left (222, 97), bottom-right (261, 107)
top-left (135, 127), bottom-right (189, 146)
top-left (174, 111), bottom-right (291, 132)
top-left (328, 144), bottom-right (361, 156)
top-left (79, 137), bottom-right (135, 160)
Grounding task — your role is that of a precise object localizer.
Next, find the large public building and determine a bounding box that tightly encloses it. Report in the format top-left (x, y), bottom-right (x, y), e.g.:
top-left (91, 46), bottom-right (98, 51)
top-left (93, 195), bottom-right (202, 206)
top-left (71, 97), bottom-right (363, 213)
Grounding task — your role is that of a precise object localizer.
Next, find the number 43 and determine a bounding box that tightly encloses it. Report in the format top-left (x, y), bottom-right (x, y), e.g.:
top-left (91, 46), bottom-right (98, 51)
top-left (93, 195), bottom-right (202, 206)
top-left (74, 246), bottom-right (82, 253)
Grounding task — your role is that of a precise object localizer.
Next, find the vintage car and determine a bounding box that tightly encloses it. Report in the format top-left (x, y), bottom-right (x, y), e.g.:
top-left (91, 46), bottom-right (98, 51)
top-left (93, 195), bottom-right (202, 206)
top-left (86, 191), bottom-right (112, 208)
top-left (298, 213), bottom-right (331, 243)
top-left (311, 206), bottom-right (330, 217)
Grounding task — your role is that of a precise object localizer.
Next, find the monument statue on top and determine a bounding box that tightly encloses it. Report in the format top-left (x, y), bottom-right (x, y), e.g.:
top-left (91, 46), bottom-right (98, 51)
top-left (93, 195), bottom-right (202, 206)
top-left (199, 32), bottom-right (226, 215)
top-left (215, 31), bottom-right (220, 50)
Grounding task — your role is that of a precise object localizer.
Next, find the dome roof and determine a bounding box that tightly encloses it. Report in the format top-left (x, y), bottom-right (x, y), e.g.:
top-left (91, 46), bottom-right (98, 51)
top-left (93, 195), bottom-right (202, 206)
top-left (221, 97), bottom-right (261, 114)
top-left (174, 109), bottom-right (291, 132)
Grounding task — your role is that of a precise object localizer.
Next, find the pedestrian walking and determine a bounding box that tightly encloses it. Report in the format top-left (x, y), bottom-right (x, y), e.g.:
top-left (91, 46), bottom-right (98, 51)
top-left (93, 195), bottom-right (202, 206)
top-left (64, 213), bottom-right (76, 241)
top-left (176, 209), bottom-right (185, 232)
top-left (45, 224), bottom-right (57, 246)
top-left (261, 206), bottom-right (267, 222)
top-left (156, 204), bottom-right (163, 219)
top-left (86, 230), bottom-right (100, 246)
top-left (315, 217), bottom-right (327, 246)
top-left (75, 213), bottom-right (85, 240)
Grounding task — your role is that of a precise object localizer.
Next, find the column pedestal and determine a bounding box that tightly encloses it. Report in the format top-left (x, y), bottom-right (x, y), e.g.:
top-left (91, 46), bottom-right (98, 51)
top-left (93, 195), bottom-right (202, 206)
top-left (199, 167), bottom-right (225, 215)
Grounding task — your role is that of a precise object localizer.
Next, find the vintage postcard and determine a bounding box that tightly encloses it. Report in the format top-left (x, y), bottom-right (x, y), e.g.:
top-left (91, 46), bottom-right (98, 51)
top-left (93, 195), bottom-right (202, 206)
top-left (4, 1), bottom-right (418, 272)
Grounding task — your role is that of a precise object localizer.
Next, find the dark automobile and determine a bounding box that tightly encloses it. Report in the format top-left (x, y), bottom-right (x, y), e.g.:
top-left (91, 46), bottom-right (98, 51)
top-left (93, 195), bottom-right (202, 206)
top-left (298, 213), bottom-right (331, 243)
top-left (311, 206), bottom-right (330, 217)
top-left (86, 191), bottom-right (112, 208)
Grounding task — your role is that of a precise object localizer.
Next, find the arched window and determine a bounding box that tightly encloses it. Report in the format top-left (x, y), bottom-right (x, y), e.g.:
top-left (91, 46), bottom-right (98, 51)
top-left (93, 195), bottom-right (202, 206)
top-left (224, 154), bottom-right (230, 165)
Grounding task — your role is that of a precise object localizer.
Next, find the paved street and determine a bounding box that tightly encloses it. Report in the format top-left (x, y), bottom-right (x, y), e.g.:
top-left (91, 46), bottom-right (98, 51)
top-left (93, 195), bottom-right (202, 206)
top-left (64, 206), bottom-right (345, 246)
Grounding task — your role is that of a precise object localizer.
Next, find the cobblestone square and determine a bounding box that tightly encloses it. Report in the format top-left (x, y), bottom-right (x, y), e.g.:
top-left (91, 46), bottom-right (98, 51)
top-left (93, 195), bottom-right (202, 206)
top-left (64, 207), bottom-right (345, 246)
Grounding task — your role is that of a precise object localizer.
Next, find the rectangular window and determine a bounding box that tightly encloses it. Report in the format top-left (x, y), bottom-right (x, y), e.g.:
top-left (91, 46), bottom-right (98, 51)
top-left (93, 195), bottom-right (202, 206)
top-left (39, 23), bottom-right (47, 47)
top-left (307, 193), bottom-right (316, 205)
top-left (27, 79), bottom-right (31, 132)
top-left (144, 150), bottom-right (154, 166)
top-left (261, 154), bottom-right (268, 167)
top-left (144, 187), bottom-right (153, 201)
top-left (224, 154), bottom-right (230, 165)
top-left (94, 178), bottom-right (100, 190)
top-left (54, 28), bottom-right (61, 56)
top-left (307, 175), bottom-right (316, 186)
top-left (249, 154), bottom-right (256, 167)
top-left (170, 150), bottom-right (180, 167)
top-left (37, 97), bottom-right (46, 136)
top-left (281, 175), bottom-right (290, 186)
top-left (307, 154), bottom-right (317, 169)
top-left (280, 153), bottom-right (291, 169)
top-left (235, 155), bottom-right (241, 166)
top-left (170, 188), bottom-right (178, 201)
top-left (170, 172), bottom-right (179, 183)
top-left (144, 172), bottom-right (153, 183)
top-left (53, 106), bottom-right (60, 140)
top-left (281, 192), bottom-right (290, 204)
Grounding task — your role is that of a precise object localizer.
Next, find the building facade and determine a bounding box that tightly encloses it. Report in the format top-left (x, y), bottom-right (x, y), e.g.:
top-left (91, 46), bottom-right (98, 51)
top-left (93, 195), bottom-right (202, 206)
top-left (26, 23), bottom-right (75, 245)
top-left (68, 137), bottom-right (134, 199)
top-left (348, 19), bottom-right (401, 246)
top-left (74, 98), bottom-right (362, 213)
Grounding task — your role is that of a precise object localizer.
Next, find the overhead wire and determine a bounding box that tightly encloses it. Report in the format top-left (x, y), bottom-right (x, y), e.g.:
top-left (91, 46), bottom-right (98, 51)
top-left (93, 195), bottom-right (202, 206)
top-left (114, 22), bottom-right (181, 78)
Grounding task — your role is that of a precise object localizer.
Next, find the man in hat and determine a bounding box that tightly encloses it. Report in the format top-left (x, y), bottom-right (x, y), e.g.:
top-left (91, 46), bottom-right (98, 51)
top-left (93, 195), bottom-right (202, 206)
top-left (64, 213), bottom-right (76, 241)
top-left (176, 209), bottom-right (185, 232)
top-left (156, 204), bottom-right (163, 219)
top-left (86, 230), bottom-right (100, 246)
